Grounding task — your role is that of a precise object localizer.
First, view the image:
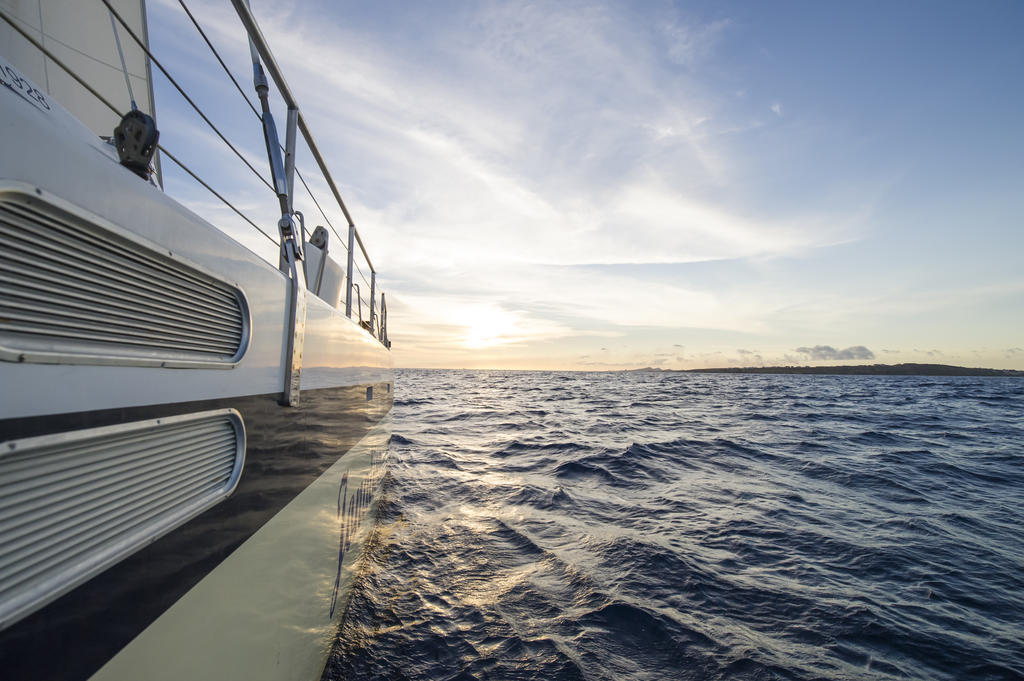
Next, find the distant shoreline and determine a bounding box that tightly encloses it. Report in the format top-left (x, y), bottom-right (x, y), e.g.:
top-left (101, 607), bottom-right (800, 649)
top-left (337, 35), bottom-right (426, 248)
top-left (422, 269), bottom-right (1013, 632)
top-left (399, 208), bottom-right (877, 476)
top-left (631, 363), bottom-right (1024, 377)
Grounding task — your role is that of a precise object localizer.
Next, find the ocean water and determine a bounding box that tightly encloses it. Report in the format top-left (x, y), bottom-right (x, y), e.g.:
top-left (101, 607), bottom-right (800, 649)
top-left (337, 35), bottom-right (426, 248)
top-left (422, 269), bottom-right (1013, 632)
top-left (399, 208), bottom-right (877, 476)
top-left (324, 369), bottom-right (1024, 681)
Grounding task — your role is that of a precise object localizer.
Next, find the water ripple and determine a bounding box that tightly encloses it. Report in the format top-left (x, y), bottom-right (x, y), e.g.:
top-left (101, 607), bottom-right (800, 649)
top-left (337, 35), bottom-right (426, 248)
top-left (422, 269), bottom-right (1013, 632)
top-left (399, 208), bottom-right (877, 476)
top-left (325, 371), bottom-right (1024, 681)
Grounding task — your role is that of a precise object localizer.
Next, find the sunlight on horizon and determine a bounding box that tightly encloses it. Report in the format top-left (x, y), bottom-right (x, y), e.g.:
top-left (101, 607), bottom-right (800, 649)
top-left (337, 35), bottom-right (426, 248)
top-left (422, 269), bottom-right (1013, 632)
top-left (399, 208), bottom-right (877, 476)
top-left (146, 1), bottom-right (1024, 371)
top-left (459, 306), bottom-right (524, 350)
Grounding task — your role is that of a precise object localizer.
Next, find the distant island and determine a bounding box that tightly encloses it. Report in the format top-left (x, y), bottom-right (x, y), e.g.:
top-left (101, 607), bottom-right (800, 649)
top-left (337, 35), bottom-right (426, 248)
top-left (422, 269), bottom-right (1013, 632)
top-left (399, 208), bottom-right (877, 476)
top-left (628, 363), bottom-right (1024, 377)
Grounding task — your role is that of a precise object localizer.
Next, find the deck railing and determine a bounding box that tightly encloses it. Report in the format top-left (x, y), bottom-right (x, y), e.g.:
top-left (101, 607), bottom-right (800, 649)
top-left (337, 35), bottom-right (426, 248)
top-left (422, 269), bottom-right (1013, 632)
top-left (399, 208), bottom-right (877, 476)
top-left (0, 1), bottom-right (389, 347)
top-left (229, 0), bottom-right (388, 346)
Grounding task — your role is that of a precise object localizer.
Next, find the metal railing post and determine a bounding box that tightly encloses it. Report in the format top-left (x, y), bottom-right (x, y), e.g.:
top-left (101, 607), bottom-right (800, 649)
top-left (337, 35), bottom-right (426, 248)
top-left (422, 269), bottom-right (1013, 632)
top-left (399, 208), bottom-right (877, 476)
top-left (345, 224), bottom-right (355, 318)
top-left (229, 0), bottom-right (390, 348)
top-left (369, 271), bottom-right (376, 335)
top-left (284, 107), bottom-right (298, 214)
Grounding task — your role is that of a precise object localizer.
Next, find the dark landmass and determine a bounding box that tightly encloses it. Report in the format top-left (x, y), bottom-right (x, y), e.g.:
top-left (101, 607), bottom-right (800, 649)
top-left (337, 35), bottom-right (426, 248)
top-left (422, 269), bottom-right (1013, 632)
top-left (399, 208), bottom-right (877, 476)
top-left (628, 363), bottom-right (1024, 377)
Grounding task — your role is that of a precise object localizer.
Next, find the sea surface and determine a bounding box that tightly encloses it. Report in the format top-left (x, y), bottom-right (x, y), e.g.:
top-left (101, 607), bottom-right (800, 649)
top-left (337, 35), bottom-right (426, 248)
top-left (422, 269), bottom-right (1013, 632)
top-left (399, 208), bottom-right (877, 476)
top-left (324, 370), bottom-right (1024, 681)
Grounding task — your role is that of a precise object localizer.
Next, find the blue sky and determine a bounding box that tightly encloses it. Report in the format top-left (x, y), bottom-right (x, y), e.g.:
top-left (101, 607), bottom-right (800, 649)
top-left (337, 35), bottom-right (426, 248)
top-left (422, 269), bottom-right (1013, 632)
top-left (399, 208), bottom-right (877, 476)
top-left (147, 0), bottom-right (1024, 369)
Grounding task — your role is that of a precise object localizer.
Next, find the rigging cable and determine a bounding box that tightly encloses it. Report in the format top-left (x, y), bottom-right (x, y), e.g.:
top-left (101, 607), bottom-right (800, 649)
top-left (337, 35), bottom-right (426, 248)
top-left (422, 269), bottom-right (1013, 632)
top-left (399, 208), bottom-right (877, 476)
top-left (0, 8), bottom-right (277, 246)
top-left (353, 258), bottom-right (371, 291)
top-left (107, 8), bottom-right (136, 110)
top-left (101, 0), bottom-right (274, 194)
top-left (176, 0), bottom-right (260, 119)
top-left (296, 167), bottom-right (346, 252)
top-left (158, 147), bottom-right (277, 244)
top-left (175, 0), bottom-right (347, 250)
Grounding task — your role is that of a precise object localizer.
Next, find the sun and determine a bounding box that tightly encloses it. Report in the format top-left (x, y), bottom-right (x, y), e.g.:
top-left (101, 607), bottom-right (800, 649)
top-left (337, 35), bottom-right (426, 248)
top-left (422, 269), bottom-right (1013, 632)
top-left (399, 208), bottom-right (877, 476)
top-left (461, 306), bottom-right (519, 349)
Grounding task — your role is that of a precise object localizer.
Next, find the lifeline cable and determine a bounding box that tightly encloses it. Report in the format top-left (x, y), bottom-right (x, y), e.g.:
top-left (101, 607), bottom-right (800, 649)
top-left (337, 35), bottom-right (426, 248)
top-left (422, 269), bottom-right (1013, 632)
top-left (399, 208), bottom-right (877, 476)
top-left (0, 8), bottom-right (277, 246)
top-left (176, 0), bottom-right (347, 250)
top-left (177, 0), bottom-right (260, 119)
top-left (101, 0), bottom-right (275, 193)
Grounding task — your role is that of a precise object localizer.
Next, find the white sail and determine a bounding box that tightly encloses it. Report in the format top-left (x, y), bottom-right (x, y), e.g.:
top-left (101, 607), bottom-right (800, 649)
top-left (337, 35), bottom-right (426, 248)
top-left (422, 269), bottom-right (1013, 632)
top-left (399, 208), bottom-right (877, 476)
top-left (0, 0), bottom-right (156, 139)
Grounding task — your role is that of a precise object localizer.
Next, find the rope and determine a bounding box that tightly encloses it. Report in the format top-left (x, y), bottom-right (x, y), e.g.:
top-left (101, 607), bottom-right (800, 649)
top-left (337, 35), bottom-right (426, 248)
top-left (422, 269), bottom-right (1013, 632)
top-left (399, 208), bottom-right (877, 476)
top-left (101, 0), bottom-right (274, 193)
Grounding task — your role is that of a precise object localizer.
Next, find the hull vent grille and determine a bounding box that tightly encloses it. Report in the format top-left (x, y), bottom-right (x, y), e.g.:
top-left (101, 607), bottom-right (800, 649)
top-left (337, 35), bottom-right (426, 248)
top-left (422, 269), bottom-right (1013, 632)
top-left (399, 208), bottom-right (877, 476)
top-left (0, 190), bottom-right (248, 367)
top-left (0, 409), bottom-right (246, 630)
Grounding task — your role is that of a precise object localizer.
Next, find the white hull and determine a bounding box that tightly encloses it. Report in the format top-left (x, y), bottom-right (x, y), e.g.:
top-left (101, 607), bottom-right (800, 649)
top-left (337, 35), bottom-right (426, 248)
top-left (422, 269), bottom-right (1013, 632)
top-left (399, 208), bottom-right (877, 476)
top-left (92, 416), bottom-right (389, 681)
top-left (0, 15), bottom-right (393, 680)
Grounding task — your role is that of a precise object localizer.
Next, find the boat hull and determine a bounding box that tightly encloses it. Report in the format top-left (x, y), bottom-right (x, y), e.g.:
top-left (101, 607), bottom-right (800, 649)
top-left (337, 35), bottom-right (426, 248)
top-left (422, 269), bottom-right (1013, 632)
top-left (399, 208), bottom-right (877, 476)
top-left (0, 384), bottom-right (392, 681)
top-left (0, 50), bottom-right (393, 681)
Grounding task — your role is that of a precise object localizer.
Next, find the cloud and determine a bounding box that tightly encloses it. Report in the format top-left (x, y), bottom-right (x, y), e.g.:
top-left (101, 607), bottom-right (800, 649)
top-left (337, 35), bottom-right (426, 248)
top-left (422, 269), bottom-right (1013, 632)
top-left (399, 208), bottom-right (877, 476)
top-left (661, 18), bottom-right (732, 68)
top-left (733, 348), bottom-right (764, 364)
top-left (145, 1), bottom-right (905, 369)
top-left (180, 0), bottom-right (861, 264)
top-left (795, 345), bottom-right (875, 361)
top-left (770, 101), bottom-right (783, 116)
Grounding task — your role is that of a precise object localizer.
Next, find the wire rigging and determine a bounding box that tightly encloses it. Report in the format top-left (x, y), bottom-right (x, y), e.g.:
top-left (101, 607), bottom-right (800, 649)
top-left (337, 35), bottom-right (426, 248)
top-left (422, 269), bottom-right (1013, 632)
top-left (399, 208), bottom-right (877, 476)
top-left (101, 0), bottom-right (274, 194)
top-left (0, 8), bottom-right (275, 246)
top-left (176, 0), bottom-right (348, 250)
top-left (353, 259), bottom-right (370, 290)
top-left (296, 167), bottom-right (346, 251)
top-left (6, 1), bottom-right (371, 265)
top-left (176, 0), bottom-right (260, 120)
top-left (107, 9), bottom-right (136, 110)
top-left (159, 148), bottom-right (278, 244)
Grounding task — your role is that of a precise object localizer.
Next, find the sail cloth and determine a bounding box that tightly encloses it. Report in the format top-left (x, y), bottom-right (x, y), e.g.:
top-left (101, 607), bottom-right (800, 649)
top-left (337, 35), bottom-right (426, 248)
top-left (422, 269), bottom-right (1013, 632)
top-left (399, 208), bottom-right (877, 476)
top-left (0, 0), bottom-right (158, 173)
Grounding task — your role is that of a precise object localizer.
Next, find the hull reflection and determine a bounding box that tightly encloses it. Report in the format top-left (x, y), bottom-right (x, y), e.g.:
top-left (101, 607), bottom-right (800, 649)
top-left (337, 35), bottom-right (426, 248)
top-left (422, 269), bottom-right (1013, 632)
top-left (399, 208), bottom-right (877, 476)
top-left (0, 384), bottom-right (393, 681)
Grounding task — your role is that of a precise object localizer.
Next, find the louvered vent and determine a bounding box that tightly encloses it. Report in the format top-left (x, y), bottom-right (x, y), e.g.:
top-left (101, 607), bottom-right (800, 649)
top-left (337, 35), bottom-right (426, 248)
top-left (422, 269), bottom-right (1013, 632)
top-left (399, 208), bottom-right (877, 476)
top-left (0, 189), bottom-right (249, 367)
top-left (0, 409), bottom-right (246, 630)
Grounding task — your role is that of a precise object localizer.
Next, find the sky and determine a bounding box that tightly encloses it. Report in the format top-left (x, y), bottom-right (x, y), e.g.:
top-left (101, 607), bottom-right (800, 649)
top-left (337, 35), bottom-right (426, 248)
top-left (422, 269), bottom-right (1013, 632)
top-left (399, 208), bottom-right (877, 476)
top-left (145, 0), bottom-right (1024, 370)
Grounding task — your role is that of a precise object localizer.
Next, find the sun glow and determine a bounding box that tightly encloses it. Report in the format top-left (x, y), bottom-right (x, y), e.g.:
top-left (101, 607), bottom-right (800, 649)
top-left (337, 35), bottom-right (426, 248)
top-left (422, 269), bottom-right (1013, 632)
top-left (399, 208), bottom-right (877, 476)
top-left (462, 306), bottom-right (520, 349)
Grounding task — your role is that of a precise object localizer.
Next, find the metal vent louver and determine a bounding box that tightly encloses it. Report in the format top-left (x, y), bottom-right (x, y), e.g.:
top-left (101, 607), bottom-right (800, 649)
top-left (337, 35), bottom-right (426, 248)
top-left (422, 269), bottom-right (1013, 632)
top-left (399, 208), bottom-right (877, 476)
top-left (0, 188), bottom-right (249, 367)
top-left (0, 409), bottom-right (246, 630)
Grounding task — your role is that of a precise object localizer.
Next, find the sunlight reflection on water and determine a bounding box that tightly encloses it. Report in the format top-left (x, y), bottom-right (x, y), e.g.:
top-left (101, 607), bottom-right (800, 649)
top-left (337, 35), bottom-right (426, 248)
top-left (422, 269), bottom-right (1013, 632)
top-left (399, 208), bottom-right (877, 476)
top-left (325, 370), bottom-right (1024, 681)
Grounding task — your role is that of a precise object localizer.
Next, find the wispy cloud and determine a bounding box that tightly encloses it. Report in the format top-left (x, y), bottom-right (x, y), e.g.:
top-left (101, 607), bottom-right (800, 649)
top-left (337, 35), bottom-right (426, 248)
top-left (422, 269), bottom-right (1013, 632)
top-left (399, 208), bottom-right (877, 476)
top-left (185, 0), bottom-right (863, 262)
top-left (143, 1), bottom-right (1022, 370)
top-left (795, 345), bottom-right (875, 361)
top-left (660, 17), bottom-right (732, 68)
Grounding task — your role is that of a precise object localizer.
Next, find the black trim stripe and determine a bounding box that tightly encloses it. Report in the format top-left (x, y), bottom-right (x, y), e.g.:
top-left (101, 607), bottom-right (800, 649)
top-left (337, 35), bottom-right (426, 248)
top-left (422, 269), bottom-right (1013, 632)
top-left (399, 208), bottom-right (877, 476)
top-left (0, 384), bottom-right (392, 681)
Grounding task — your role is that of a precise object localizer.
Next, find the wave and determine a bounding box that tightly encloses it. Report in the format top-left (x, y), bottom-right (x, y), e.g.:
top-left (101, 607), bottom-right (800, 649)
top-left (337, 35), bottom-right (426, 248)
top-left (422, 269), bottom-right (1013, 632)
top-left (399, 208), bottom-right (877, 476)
top-left (492, 439), bottom-right (594, 459)
top-left (506, 484), bottom-right (575, 510)
top-left (329, 370), bottom-right (1024, 681)
top-left (389, 433), bottom-right (418, 445)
